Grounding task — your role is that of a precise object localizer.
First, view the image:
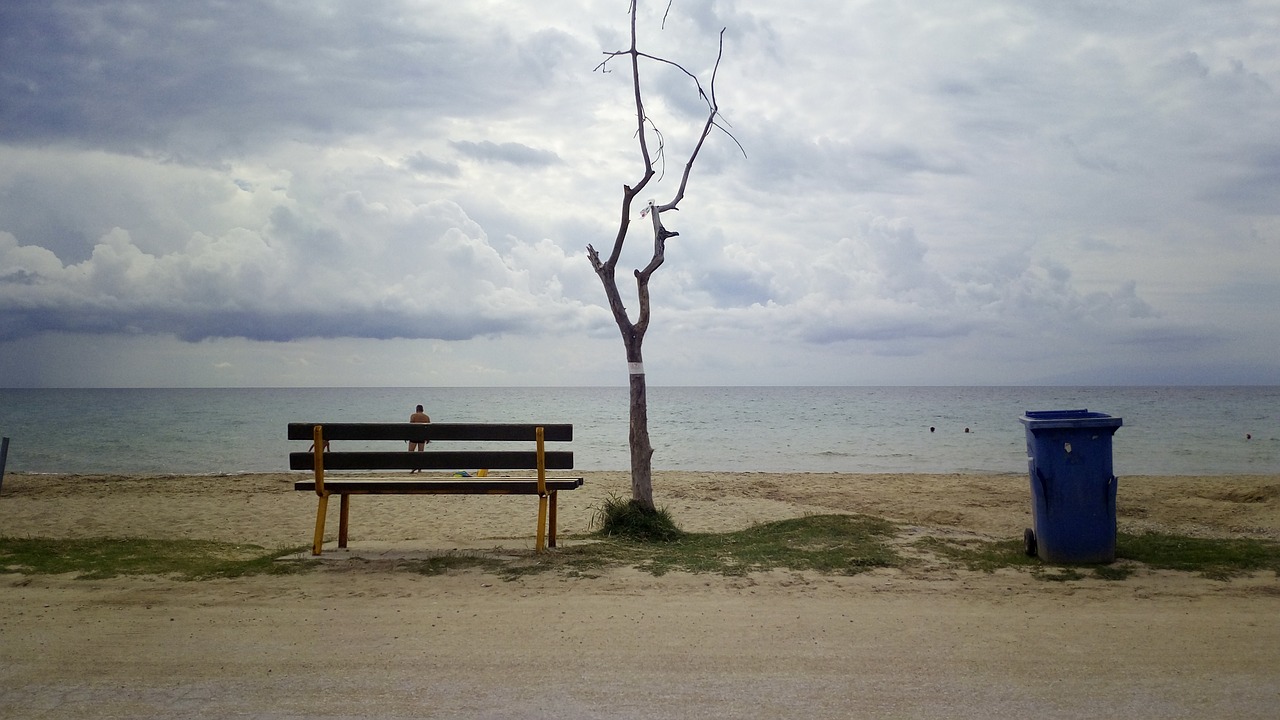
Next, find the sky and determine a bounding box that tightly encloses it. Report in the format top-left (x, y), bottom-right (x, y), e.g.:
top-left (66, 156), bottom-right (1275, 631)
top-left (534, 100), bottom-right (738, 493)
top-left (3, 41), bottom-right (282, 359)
top-left (2, 0), bottom-right (1278, 388)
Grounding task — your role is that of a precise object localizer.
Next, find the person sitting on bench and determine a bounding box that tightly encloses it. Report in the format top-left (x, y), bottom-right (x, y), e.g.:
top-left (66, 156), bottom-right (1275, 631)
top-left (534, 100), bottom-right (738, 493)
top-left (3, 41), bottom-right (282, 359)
top-left (408, 404), bottom-right (431, 473)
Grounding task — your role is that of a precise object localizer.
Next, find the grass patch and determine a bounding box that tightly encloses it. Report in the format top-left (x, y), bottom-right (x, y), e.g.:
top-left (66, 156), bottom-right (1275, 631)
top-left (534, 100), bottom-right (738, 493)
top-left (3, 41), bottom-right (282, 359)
top-left (915, 531), bottom-right (1280, 581)
top-left (914, 537), bottom-right (1039, 574)
top-left (0, 515), bottom-right (902, 582)
top-left (660, 513), bottom-right (902, 576)
top-left (1035, 567), bottom-right (1087, 582)
top-left (1118, 531), bottom-right (1280, 580)
top-left (592, 495), bottom-right (684, 542)
top-left (399, 553), bottom-right (510, 577)
top-left (1091, 564), bottom-right (1134, 581)
top-left (0, 537), bottom-right (313, 580)
top-left (556, 513), bottom-right (904, 578)
top-left (6, 524), bottom-right (1273, 583)
top-left (364, 514), bottom-right (905, 581)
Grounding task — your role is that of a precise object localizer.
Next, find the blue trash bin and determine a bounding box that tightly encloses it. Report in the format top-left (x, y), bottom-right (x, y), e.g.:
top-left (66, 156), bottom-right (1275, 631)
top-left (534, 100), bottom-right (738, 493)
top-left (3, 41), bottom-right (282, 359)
top-left (1018, 410), bottom-right (1123, 563)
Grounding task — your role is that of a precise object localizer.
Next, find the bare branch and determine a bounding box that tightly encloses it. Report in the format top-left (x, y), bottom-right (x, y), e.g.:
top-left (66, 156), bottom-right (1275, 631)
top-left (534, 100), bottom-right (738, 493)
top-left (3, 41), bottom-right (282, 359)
top-left (585, 0), bottom-right (735, 510)
top-left (629, 1), bottom-right (654, 177)
top-left (654, 28), bottom-right (728, 213)
top-left (593, 0), bottom-right (660, 275)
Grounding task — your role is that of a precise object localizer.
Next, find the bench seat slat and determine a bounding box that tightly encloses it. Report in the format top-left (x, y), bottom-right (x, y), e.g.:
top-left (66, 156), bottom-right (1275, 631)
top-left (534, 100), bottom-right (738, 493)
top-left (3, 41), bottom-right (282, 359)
top-left (293, 477), bottom-right (584, 495)
top-left (289, 451), bottom-right (573, 471)
top-left (287, 422), bottom-right (573, 442)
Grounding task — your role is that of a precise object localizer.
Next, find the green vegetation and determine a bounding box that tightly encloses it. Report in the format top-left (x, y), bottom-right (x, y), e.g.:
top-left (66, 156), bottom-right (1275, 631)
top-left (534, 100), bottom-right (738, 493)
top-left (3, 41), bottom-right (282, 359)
top-left (592, 495), bottom-right (684, 542)
top-left (914, 537), bottom-right (1041, 574)
top-left (1118, 531), bottom-right (1280, 581)
top-left (585, 513), bottom-right (902, 577)
top-left (916, 531), bottom-right (1280, 581)
top-left (0, 537), bottom-right (313, 580)
top-left (913, 536), bottom-right (1104, 582)
top-left (0, 514), bottom-right (902, 581)
top-left (586, 498), bottom-right (901, 577)
top-left (389, 552), bottom-right (509, 577)
top-left (397, 514), bottom-right (903, 580)
top-left (3, 521), bottom-right (1276, 583)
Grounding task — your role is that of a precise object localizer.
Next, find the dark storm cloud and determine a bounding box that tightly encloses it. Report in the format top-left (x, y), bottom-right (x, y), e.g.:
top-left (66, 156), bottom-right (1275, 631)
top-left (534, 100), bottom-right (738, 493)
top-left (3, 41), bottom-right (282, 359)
top-left (0, 1), bottom-right (562, 158)
top-left (450, 140), bottom-right (562, 167)
top-left (0, 287), bottom-right (526, 344)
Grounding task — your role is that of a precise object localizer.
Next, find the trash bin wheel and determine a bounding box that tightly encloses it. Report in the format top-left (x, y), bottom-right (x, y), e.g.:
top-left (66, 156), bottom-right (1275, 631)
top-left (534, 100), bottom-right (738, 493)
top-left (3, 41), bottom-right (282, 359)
top-left (1023, 528), bottom-right (1037, 557)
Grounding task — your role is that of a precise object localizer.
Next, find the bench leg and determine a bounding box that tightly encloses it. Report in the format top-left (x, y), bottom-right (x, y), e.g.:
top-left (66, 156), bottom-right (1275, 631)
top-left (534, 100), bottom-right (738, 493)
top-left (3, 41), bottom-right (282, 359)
top-left (312, 494), bottom-right (330, 556)
top-left (338, 494), bottom-right (351, 548)
top-left (548, 491), bottom-right (559, 548)
top-left (535, 493), bottom-right (548, 552)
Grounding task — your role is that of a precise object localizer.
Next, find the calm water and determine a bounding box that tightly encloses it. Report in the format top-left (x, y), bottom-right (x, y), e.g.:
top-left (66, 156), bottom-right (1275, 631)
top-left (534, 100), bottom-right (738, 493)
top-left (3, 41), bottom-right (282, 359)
top-left (0, 386), bottom-right (1276, 476)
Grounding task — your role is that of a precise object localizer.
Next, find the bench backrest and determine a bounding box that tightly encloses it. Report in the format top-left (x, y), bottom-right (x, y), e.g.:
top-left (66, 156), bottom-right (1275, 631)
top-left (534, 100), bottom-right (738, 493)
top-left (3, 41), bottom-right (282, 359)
top-left (287, 423), bottom-right (573, 443)
top-left (287, 423), bottom-right (574, 472)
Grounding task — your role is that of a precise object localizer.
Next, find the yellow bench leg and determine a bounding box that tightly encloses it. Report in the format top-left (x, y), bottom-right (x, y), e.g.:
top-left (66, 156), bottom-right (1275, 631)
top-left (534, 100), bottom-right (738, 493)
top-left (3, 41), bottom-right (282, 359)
top-left (536, 494), bottom-right (548, 552)
top-left (312, 494), bottom-right (329, 556)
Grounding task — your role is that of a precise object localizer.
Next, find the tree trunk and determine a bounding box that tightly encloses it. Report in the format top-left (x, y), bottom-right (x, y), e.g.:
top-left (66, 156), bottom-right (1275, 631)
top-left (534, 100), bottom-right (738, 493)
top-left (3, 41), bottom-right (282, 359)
top-left (628, 366), bottom-right (655, 510)
top-left (586, 0), bottom-right (731, 513)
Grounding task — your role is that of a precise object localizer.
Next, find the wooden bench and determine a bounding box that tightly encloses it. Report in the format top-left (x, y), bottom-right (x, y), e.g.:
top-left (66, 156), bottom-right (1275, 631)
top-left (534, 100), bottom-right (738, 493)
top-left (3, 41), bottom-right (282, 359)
top-left (288, 423), bottom-right (583, 556)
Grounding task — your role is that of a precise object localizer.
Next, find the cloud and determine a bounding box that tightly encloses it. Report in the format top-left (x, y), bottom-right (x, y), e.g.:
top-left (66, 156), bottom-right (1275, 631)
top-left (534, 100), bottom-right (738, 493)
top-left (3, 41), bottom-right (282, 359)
top-left (0, 2), bottom-right (582, 161)
top-left (0, 195), bottom-right (599, 344)
top-left (1, 0), bottom-right (1278, 386)
top-left (451, 141), bottom-right (562, 167)
top-left (403, 152), bottom-right (462, 178)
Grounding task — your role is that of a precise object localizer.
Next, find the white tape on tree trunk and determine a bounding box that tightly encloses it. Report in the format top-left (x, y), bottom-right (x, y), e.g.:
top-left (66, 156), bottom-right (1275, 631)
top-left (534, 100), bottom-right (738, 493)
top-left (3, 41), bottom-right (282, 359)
top-left (628, 362), bottom-right (645, 375)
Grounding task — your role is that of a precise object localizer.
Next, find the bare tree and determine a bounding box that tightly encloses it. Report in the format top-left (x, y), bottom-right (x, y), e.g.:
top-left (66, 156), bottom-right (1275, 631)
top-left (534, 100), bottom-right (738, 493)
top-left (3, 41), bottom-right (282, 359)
top-left (587, 0), bottom-right (735, 511)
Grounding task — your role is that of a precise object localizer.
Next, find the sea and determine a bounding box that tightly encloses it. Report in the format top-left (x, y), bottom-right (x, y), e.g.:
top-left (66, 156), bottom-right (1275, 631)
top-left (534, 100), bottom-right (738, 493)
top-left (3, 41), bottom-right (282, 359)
top-left (0, 386), bottom-right (1276, 477)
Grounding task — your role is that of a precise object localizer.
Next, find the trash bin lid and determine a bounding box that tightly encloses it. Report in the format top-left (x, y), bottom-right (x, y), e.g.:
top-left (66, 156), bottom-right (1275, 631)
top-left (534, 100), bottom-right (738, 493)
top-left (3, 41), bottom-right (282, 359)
top-left (1019, 409), bottom-right (1123, 430)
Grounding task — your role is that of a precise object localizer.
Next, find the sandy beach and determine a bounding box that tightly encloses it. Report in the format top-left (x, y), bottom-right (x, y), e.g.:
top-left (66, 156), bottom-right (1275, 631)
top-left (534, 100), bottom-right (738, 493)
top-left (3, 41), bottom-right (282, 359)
top-left (2, 470), bottom-right (1279, 718)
